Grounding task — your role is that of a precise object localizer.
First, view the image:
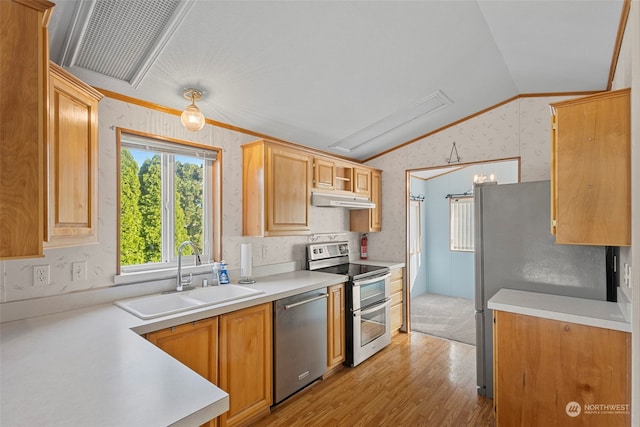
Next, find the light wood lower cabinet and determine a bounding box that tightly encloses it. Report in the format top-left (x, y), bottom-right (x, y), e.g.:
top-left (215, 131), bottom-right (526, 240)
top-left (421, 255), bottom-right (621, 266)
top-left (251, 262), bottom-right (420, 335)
top-left (219, 303), bottom-right (272, 427)
top-left (147, 303), bottom-right (273, 427)
top-left (390, 267), bottom-right (404, 332)
top-left (146, 318), bottom-right (219, 427)
top-left (326, 283), bottom-right (345, 375)
top-left (493, 310), bottom-right (630, 427)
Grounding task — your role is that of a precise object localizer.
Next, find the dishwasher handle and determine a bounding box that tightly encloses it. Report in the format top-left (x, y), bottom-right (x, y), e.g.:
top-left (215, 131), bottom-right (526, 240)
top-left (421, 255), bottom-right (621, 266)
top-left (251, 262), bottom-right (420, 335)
top-left (284, 293), bottom-right (328, 310)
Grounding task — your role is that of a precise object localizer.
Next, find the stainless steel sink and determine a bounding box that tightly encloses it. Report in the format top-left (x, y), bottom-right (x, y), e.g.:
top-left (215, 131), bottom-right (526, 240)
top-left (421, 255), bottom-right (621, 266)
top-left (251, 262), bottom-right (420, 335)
top-left (115, 285), bottom-right (264, 320)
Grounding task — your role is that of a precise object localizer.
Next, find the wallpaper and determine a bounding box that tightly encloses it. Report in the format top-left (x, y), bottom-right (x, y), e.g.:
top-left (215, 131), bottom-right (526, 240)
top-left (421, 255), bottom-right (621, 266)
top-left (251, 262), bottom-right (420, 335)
top-left (365, 96), bottom-right (572, 263)
top-left (0, 95), bottom-right (573, 303)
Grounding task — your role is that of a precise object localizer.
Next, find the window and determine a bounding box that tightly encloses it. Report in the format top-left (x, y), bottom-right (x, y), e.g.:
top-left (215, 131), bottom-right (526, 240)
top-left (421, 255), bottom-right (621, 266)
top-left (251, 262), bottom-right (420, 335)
top-left (450, 196), bottom-right (474, 252)
top-left (409, 200), bottom-right (422, 255)
top-left (117, 129), bottom-right (220, 273)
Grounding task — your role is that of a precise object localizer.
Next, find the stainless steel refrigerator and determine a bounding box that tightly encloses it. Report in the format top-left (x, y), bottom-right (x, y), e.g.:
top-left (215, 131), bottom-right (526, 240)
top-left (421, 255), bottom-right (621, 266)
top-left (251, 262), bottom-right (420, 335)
top-left (473, 180), bottom-right (607, 399)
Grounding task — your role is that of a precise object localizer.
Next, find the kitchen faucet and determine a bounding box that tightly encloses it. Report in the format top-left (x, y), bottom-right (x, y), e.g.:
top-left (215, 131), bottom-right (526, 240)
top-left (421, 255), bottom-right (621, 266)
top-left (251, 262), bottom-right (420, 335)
top-left (176, 240), bottom-right (202, 292)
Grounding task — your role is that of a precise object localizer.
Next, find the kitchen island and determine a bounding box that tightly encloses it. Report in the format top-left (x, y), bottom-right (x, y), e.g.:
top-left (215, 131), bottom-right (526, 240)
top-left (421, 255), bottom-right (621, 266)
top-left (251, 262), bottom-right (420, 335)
top-left (0, 270), bottom-right (346, 427)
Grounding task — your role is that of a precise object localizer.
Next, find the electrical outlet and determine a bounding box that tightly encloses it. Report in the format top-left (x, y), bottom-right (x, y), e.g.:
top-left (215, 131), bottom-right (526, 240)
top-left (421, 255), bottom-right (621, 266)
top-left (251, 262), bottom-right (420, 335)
top-left (72, 261), bottom-right (87, 281)
top-left (33, 265), bottom-right (49, 286)
top-left (261, 245), bottom-right (268, 259)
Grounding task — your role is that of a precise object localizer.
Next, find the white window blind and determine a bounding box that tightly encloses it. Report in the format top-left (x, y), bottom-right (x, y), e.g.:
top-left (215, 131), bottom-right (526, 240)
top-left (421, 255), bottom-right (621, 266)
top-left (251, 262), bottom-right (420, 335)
top-left (450, 196), bottom-right (474, 252)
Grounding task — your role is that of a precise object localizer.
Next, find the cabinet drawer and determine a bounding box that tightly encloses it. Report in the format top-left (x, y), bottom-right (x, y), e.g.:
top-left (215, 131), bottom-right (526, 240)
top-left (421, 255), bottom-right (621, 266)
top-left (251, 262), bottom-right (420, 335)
top-left (391, 304), bottom-right (403, 330)
top-left (390, 267), bottom-right (403, 280)
top-left (390, 290), bottom-right (402, 307)
top-left (390, 277), bottom-right (403, 294)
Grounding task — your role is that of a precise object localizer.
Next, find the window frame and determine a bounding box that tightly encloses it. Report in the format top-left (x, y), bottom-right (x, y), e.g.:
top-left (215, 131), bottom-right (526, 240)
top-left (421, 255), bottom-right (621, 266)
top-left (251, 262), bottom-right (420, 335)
top-left (116, 128), bottom-right (222, 276)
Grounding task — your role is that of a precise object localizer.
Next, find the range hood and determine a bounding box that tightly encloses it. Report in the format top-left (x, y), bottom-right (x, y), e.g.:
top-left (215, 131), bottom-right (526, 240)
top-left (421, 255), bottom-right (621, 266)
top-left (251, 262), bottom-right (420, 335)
top-left (311, 192), bottom-right (375, 209)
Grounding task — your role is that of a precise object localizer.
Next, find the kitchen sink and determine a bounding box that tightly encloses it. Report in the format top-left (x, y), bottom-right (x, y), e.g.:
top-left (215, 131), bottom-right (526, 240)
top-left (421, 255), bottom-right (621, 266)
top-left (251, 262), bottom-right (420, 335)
top-left (185, 284), bottom-right (264, 304)
top-left (115, 285), bottom-right (264, 320)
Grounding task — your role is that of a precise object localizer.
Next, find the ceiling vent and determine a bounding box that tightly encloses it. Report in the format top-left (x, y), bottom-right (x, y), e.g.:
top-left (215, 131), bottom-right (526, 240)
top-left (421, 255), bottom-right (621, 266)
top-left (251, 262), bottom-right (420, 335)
top-left (330, 89), bottom-right (453, 153)
top-left (59, 0), bottom-right (193, 87)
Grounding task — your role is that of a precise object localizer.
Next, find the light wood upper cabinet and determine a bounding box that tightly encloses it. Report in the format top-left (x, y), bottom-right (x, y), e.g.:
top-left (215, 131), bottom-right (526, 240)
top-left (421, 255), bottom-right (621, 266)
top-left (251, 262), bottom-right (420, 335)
top-left (45, 63), bottom-right (103, 246)
top-left (353, 167), bottom-right (371, 197)
top-left (494, 310), bottom-right (630, 427)
top-left (550, 89), bottom-right (630, 246)
top-left (243, 140), bottom-right (311, 236)
top-left (350, 169), bottom-right (382, 232)
top-left (326, 283), bottom-right (345, 374)
top-left (313, 157), bottom-right (336, 190)
top-left (0, 0), bottom-right (54, 259)
top-left (219, 303), bottom-right (272, 427)
top-left (147, 318), bottom-right (219, 427)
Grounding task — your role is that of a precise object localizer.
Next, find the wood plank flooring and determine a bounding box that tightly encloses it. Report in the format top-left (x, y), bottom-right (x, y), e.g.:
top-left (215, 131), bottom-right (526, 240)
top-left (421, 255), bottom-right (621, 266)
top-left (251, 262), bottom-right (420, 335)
top-left (252, 332), bottom-right (495, 426)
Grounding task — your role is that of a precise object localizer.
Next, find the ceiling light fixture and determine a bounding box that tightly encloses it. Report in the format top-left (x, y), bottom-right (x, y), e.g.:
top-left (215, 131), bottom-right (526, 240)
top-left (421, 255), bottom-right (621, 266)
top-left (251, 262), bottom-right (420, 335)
top-left (181, 88), bottom-right (205, 132)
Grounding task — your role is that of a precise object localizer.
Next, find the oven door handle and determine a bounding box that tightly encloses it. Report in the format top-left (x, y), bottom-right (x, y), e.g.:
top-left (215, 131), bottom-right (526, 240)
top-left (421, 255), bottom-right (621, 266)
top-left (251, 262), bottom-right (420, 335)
top-left (352, 273), bottom-right (391, 287)
top-left (284, 293), bottom-right (328, 310)
top-left (354, 298), bottom-right (391, 317)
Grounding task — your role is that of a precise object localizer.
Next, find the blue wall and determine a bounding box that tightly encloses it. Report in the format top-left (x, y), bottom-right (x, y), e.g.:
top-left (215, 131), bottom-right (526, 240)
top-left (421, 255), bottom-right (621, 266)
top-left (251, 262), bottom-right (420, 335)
top-left (410, 161), bottom-right (518, 300)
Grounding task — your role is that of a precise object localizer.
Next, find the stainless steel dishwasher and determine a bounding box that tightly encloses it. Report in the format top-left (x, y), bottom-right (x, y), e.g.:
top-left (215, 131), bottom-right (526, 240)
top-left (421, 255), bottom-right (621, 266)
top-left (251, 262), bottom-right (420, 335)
top-left (273, 288), bottom-right (328, 404)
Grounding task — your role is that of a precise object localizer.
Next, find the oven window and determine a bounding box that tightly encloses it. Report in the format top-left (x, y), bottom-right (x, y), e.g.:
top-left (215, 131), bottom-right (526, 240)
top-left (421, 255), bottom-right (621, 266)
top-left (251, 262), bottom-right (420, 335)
top-left (359, 279), bottom-right (386, 308)
top-left (361, 304), bottom-right (387, 346)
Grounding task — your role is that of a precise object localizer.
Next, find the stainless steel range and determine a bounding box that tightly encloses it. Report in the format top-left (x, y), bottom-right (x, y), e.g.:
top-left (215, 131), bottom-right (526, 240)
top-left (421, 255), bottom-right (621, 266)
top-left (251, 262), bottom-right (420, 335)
top-left (307, 241), bottom-right (392, 367)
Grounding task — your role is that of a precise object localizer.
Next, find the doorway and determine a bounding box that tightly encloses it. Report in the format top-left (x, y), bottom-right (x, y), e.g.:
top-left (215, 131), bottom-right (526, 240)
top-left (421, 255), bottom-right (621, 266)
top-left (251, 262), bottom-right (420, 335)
top-left (406, 158), bottom-right (519, 344)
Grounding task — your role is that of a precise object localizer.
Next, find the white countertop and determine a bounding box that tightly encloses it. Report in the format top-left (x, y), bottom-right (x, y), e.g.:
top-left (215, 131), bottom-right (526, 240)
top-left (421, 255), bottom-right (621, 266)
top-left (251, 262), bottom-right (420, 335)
top-left (488, 288), bottom-right (631, 333)
top-left (0, 270), bottom-right (347, 427)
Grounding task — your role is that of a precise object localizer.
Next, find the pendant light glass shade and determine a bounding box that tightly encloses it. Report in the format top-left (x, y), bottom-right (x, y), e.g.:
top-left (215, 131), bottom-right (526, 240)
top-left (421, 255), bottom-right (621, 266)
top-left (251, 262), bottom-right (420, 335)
top-left (181, 88), bottom-right (206, 132)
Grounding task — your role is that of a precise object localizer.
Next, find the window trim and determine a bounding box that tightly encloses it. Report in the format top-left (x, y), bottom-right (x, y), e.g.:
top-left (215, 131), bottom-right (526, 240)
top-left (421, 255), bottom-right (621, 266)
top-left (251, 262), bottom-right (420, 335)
top-left (115, 128), bottom-right (222, 276)
top-left (449, 195), bottom-right (474, 252)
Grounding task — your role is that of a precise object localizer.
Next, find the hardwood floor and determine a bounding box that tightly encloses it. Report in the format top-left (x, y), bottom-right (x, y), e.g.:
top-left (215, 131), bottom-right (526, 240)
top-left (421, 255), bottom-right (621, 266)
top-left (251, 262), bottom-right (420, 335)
top-left (252, 332), bottom-right (495, 426)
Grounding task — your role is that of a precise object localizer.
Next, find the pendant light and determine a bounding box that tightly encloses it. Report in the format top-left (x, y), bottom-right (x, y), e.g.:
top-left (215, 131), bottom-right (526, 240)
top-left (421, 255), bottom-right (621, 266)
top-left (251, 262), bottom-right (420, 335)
top-left (181, 88), bottom-right (205, 132)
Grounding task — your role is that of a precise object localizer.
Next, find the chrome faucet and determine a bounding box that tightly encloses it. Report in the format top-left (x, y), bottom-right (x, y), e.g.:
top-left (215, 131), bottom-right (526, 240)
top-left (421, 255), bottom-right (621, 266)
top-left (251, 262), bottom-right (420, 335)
top-left (176, 241), bottom-right (202, 291)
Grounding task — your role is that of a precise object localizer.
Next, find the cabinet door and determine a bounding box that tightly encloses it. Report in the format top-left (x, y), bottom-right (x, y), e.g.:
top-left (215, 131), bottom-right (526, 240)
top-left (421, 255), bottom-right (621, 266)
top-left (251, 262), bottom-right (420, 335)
top-left (551, 89), bottom-right (630, 246)
top-left (147, 318), bottom-right (219, 427)
top-left (0, 0), bottom-right (53, 259)
top-left (389, 267), bottom-right (403, 331)
top-left (265, 146), bottom-right (311, 234)
top-left (46, 64), bottom-right (102, 246)
top-left (370, 170), bottom-right (382, 231)
top-left (494, 311), bottom-right (630, 427)
top-left (350, 169), bottom-right (382, 232)
top-left (353, 168), bottom-right (371, 196)
top-left (327, 283), bottom-right (345, 371)
top-left (313, 158), bottom-right (335, 190)
top-left (219, 303), bottom-right (272, 427)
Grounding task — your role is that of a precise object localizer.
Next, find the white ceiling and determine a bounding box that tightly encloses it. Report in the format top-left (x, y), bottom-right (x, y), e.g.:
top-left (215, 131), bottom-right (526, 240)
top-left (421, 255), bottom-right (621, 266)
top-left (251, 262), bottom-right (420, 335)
top-left (48, 0), bottom-right (624, 161)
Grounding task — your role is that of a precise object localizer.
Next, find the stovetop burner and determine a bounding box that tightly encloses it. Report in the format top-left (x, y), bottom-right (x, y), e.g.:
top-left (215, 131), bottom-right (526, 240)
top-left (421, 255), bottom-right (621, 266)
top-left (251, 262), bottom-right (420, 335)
top-left (306, 241), bottom-right (389, 280)
top-left (313, 263), bottom-right (388, 280)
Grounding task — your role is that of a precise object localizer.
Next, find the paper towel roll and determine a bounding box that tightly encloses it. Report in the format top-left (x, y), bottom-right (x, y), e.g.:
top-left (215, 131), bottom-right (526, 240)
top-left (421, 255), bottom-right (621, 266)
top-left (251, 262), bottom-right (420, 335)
top-left (240, 243), bottom-right (252, 278)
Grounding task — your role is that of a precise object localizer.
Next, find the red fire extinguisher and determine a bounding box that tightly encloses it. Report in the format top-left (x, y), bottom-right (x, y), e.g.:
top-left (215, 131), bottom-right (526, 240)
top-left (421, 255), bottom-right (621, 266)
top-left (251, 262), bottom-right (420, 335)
top-left (360, 233), bottom-right (368, 260)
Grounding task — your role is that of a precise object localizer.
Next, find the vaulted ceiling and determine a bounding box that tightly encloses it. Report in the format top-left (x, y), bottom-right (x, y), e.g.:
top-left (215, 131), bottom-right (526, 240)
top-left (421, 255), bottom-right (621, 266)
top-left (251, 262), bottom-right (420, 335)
top-left (48, 0), bottom-right (625, 160)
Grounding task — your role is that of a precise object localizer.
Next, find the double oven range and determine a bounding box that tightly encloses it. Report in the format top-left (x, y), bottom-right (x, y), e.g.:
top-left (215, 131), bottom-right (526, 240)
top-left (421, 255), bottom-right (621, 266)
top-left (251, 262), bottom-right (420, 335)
top-left (307, 241), bottom-right (391, 367)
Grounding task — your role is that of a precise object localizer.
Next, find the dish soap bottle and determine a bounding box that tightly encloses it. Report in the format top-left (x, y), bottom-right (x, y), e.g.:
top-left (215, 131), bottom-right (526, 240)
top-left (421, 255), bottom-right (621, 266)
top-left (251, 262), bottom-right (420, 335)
top-left (218, 261), bottom-right (230, 284)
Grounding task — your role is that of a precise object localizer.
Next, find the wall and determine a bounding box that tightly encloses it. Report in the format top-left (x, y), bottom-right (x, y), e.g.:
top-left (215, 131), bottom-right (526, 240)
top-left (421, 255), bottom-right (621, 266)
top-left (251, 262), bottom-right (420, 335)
top-left (611, 2), bottom-right (639, 423)
top-left (410, 161), bottom-right (518, 300)
top-left (365, 95), bottom-right (570, 263)
top-left (0, 97), bottom-right (360, 304)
